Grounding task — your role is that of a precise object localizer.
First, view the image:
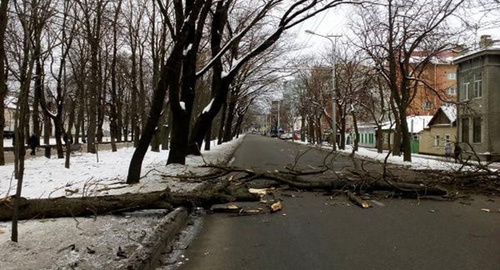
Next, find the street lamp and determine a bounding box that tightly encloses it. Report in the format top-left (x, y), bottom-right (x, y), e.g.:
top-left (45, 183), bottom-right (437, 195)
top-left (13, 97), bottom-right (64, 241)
top-left (305, 30), bottom-right (341, 150)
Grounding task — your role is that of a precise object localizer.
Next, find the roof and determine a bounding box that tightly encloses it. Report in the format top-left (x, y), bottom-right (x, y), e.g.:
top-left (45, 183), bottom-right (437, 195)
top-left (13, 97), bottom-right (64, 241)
top-left (358, 123), bottom-right (377, 129)
top-left (410, 50), bottom-right (458, 65)
top-left (427, 104), bottom-right (456, 127)
top-left (379, 115), bottom-right (433, 133)
top-left (453, 47), bottom-right (500, 63)
top-left (440, 104), bottom-right (457, 123)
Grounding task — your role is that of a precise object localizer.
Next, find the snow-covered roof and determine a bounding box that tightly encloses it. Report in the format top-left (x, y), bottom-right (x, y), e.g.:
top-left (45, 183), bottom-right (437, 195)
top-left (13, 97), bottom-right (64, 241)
top-left (440, 104), bottom-right (457, 123)
top-left (358, 123), bottom-right (377, 129)
top-left (426, 104), bottom-right (456, 127)
top-left (409, 50), bottom-right (458, 65)
top-left (379, 115), bottom-right (433, 134)
top-left (453, 46), bottom-right (500, 63)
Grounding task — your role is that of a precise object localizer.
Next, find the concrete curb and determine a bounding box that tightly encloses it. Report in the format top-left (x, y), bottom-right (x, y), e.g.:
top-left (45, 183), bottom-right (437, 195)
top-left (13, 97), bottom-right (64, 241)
top-left (116, 207), bottom-right (189, 270)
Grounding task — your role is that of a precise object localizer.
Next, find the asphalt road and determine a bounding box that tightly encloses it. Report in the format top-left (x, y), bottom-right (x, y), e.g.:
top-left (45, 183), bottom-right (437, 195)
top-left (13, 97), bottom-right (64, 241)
top-left (181, 134), bottom-right (500, 270)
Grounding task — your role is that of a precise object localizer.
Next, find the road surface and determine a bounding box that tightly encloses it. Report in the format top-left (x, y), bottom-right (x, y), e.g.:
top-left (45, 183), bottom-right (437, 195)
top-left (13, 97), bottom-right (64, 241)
top-left (181, 134), bottom-right (500, 270)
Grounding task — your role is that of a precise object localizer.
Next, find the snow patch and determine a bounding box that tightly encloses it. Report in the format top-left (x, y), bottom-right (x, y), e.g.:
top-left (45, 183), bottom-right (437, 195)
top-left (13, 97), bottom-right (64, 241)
top-left (183, 44), bottom-right (192, 56)
top-left (202, 99), bottom-right (214, 114)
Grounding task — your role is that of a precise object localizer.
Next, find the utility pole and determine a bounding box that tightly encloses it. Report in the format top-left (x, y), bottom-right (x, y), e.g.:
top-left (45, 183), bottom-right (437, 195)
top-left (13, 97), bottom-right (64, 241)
top-left (305, 30), bottom-right (341, 150)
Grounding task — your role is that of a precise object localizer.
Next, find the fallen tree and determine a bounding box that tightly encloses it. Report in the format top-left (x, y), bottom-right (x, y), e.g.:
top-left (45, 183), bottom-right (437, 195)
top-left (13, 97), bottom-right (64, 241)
top-left (0, 164), bottom-right (452, 221)
top-left (0, 181), bottom-right (259, 222)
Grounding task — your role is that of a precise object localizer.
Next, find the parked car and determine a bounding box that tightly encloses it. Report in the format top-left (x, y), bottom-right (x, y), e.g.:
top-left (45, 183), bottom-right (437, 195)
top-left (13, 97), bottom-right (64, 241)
top-left (279, 133), bottom-right (293, 140)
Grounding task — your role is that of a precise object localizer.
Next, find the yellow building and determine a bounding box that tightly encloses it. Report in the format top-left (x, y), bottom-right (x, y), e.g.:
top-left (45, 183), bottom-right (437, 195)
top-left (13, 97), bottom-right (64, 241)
top-left (419, 105), bottom-right (457, 156)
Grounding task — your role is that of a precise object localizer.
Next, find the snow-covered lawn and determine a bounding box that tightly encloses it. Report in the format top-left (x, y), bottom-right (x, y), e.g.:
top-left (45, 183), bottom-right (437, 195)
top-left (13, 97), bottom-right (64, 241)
top-left (0, 136), bottom-right (244, 199)
top-left (0, 210), bottom-right (170, 270)
top-left (0, 136), bottom-right (244, 270)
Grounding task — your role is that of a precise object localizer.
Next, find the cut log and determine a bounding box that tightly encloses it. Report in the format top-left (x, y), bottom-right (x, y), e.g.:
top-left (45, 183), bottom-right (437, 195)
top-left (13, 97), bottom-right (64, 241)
top-left (347, 191), bottom-right (371, 209)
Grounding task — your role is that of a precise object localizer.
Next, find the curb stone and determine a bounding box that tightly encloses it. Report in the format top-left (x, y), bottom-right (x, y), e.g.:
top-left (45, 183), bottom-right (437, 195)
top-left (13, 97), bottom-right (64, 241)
top-left (116, 207), bottom-right (189, 270)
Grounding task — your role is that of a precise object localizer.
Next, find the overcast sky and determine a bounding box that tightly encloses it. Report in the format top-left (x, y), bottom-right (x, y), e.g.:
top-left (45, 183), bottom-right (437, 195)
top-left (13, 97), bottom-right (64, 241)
top-left (288, 2), bottom-right (500, 61)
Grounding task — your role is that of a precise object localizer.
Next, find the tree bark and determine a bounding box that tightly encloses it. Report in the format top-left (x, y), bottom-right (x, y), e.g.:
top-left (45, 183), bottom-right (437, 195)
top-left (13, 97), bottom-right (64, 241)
top-left (217, 99), bottom-right (227, 145)
top-left (0, 0), bottom-right (9, 166)
top-left (352, 112), bottom-right (359, 152)
top-left (65, 100), bottom-right (76, 168)
top-left (223, 94), bottom-right (236, 142)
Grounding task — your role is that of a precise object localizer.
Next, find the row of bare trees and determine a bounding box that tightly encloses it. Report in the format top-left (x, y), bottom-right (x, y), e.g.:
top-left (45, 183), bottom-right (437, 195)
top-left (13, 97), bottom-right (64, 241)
top-left (280, 0), bottom-right (487, 163)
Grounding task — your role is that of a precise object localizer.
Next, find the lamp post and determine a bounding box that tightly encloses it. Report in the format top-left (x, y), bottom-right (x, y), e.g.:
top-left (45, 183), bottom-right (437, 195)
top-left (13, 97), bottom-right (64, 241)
top-left (305, 30), bottom-right (341, 150)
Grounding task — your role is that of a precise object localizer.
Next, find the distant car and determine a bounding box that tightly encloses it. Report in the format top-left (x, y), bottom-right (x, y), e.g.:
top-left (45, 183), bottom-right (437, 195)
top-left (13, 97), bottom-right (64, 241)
top-left (3, 130), bottom-right (14, 139)
top-left (279, 133), bottom-right (293, 140)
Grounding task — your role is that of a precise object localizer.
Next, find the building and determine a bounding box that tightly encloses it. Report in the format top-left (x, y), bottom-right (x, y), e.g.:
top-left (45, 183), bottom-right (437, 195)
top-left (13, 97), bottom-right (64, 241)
top-left (3, 96), bottom-right (16, 137)
top-left (379, 115), bottom-right (433, 152)
top-left (419, 104), bottom-right (457, 156)
top-left (454, 35), bottom-right (500, 161)
top-left (357, 124), bottom-right (377, 148)
top-left (407, 50), bottom-right (459, 116)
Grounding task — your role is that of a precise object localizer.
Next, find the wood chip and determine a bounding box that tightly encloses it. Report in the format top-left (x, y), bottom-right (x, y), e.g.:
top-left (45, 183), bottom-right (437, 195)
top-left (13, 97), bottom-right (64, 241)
top-left (270, 201), bottom-right (282, 213)
top-left (248, 188), bottom-right (267, 196)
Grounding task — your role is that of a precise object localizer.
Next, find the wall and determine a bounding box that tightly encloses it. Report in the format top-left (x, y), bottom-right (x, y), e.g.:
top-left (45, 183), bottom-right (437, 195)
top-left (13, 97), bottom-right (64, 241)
top-left (357, 126), bottom-right (376, 148)
top-left (408, 62), bottom-right (458, 116)
top-left (419, 126), bottom-right (457, 156)
top-left (457, 52), bottom-right (500, 160)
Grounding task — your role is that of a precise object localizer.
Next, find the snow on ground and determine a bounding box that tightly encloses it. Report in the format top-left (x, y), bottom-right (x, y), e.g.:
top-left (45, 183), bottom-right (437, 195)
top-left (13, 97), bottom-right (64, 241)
top-left (3, 136), bottom-right (115, 147)
top-left (339, 146), bottom-right (465, 171)
top-left (0, 135), bottom-right (244, 199)
top-left (292, 139), bottom-right (499, 171)
top-left (0, 136), bottom-right (245, 270)
top-left (0, 210), bottom-right (169, 270)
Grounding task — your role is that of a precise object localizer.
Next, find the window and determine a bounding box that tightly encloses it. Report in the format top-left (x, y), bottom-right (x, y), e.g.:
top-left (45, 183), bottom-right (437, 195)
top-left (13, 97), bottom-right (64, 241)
top-left (462, 117), bottom-right (469, 143)
top-left (462, 82), bottom-right (470, 101)
top-left (369, 134), bottom-right (374, 144)
top-left (445, 134), bottom-right (451, 144)
top-left (447, 73), bottom-right (456, 80)
top-left (473, 117), bottom-right (481, 143)
top-left (447, 88), bottom-right (457, 95)
top-left (474, 74), bottom-right (482, 98)
top-left (434, 135), bottom-right (441, 147)
top-left (423, 101), bottom-right (433, 109)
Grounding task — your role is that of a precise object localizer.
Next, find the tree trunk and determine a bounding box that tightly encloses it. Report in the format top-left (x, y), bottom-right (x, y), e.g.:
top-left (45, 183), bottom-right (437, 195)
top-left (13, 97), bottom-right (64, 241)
top-left (161, 110), bottom-right (172, 150)
top-left (300, 115), bottom-right (305, 142)
top-left (151, 127), bottom-right (160, 152)
top-left (352, 112), bottom-right (359, 152)
top-left (217, 100), bottom-right (227, 145)
top-left (1, 191), bottom-right (172, 222)
top-left (43, 111), bottom-right (51, 145)
top-left (340, 115), bottom-right (346, 150)
top-left (376, 126), bottom-right (383, 153)
top-left (392, 124), bottom-right (401, 156)
top-left (54, 117), bottom-right (64, 159)
top-left (222, 96), bottom-right (236, 143)
top-left (400, 110), bottom-right (412, 162)
top-left (167, 111), bottom-right (191, 164)
top-left (0, 181), bottom-right (261, 222)
top-left (0, 0), bottom-right (8, 166)
top-left (204, 127), bottom-right (211, 151)
top-left (65, 100), bottom-right (76, 168)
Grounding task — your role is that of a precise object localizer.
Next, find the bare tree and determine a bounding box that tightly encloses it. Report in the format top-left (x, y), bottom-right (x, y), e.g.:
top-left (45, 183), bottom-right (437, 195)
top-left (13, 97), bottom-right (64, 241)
top-left (0, 0), bottom-right (9, 166)
top-left (352, 0), bottom-right (465, 161)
